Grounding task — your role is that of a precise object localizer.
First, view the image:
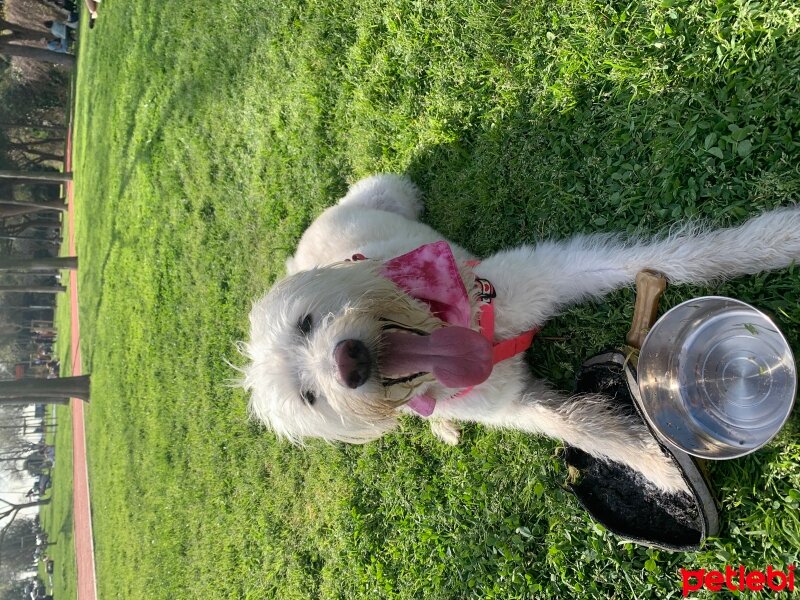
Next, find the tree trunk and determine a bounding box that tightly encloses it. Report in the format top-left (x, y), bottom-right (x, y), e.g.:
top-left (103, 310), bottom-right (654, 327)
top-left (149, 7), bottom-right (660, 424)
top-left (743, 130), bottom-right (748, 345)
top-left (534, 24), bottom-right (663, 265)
top-left (0, 42), bottom-right (75, 66)
top-left (7, 138), bottom-right (65, 148)
top-left (0, 234), bottom-right (60, 244)
top-left (12, 150), bottom-right (64, 163)
top-left (0, 170), bottom-right (72, 183)
top-left (0, 200), bottom-right (68, 217)
top-left (4, 217), bottom-right (62, 235)
top-left (0, 323), bottom-right (56, 331)
top-left (0, 304), bottom-right (52, 309)
top-left (0, 20), bottom-right (47, 40)
top-left (0, 122), bottom-right (67, 132)
top-left (7, 141), bottom-right (66, 162)
top-left (0, 256), bottom-right (76, 271)
top-left (0, 376), bottom-right (90, 401)
top-left (0, 284), bottom-right (66, 293)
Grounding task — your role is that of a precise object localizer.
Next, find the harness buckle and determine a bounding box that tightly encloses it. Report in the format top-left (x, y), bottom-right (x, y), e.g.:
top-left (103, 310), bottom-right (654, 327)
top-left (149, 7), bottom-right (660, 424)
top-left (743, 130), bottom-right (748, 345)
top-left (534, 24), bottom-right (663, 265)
top-left (475, 277), bottom-right (496, 302)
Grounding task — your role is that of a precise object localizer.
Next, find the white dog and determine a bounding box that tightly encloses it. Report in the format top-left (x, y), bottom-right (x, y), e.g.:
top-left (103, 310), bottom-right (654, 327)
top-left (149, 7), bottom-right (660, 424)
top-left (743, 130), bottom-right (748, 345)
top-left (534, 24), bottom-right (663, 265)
top-left (242, 175), bottom-right (800, 494)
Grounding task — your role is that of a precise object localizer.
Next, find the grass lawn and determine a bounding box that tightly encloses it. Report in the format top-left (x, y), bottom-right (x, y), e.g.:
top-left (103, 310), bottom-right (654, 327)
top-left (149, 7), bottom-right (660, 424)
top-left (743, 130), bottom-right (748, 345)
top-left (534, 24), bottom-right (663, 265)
top-left (60, 0), bottom-right (800, 597)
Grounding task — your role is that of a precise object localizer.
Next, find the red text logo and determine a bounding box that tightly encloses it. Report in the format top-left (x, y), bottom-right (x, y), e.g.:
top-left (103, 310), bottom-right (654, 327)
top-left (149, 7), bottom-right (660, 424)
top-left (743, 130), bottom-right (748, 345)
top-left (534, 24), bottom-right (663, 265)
top-left (680, 565), bottom-right (795, 596)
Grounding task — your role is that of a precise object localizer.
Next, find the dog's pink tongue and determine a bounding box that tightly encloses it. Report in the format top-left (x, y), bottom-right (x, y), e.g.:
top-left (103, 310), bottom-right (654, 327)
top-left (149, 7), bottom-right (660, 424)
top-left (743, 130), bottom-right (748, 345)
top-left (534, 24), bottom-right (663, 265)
top-left (383, 327), bottom-right (493, 388)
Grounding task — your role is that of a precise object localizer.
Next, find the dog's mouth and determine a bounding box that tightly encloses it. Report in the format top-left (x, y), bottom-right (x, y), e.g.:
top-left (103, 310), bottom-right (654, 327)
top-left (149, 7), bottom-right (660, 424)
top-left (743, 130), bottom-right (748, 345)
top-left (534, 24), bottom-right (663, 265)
top-left (379, 320), bottom-right (493, 389)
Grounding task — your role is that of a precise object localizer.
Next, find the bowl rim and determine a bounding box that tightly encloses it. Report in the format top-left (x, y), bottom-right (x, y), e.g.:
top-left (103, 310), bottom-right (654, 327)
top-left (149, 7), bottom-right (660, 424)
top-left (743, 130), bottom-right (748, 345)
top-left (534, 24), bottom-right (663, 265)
top-left (637, 295), bottom-right (797, 459)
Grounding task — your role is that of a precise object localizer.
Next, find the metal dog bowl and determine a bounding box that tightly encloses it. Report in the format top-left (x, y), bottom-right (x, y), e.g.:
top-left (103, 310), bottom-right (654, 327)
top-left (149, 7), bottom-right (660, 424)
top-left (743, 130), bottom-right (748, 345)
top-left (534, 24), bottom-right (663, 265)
top-left (637, 297), bottom-right (796, 459)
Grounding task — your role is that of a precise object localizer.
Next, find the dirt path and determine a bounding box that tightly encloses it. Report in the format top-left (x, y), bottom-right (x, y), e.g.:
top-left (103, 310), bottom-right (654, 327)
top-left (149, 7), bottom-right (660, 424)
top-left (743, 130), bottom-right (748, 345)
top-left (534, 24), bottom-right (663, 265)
top-left (65, 129), bottom-right (98, 600)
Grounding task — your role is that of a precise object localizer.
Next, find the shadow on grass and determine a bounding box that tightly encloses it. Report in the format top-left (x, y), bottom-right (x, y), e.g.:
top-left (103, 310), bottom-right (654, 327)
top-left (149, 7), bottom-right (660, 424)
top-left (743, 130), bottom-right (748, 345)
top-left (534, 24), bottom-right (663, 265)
top-left (392, 42), bottom-right (800, 559)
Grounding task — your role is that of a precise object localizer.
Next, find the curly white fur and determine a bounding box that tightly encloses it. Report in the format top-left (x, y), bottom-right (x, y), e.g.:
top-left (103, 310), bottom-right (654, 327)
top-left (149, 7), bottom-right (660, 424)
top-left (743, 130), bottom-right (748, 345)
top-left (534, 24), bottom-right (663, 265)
top-left (242, 174), bottom-right (800, 494)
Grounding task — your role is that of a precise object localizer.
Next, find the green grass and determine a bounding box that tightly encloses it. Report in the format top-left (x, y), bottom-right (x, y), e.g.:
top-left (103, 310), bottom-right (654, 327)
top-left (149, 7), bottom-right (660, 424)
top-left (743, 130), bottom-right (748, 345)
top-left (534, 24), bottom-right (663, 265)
top-left (56, 0), bottom-right (800, 597)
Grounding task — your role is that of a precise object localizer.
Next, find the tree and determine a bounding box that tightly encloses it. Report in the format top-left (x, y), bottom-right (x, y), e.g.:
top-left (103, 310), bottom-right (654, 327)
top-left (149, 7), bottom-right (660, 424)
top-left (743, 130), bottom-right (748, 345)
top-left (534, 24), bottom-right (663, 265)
top-left (10, 149), bottom-right (64, 165)
top-left (5, 141), bottom-right (65, 165)
top-left (0, 256), bottom-right (76, 272)
top-left (0, 284), bottom-right (66, 294)
top-left (0, 170), bottom-right (72, 184)
top-left (0, 517), bottom-right (37, 576)
top-left (0, 406), bottom-right (60, 483)
top-left (0, 376), bottom-right (90, 401)
top-left (0, 234), bottom-right (60, 245)
top-left (0, 407), bottom-right (31, 471)
top-left (5, 139), bottom-right (65, 149)
top-left (1, 216), bottom-right (62, 236)
top-left (0, 41), bottom-right (75, 66)
top-left (1, 576), bottom-right (34, 598)
top-left (0, 498), bottom-right (50, 574)
top-left (0, 447), bottom-right (58, 480)
top-left (0, 19), bottom-right (47, 42)
top-left (0, 200), bottom-right (67, 218)
top-left (0, 122), bottom-right (66, 133)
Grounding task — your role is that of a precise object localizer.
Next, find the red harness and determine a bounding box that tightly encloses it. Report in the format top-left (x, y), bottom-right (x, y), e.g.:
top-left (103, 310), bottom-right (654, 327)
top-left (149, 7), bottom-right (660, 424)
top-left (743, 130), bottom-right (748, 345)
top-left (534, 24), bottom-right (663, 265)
top-left (447, 268), bottom-right (538, 402)
top-left (469, 264), bottom-right (539, 365)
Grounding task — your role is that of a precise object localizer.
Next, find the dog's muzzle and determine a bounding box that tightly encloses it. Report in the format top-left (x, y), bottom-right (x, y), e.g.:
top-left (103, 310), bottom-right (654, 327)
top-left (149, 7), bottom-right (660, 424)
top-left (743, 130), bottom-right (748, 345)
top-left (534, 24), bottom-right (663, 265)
top-left (334, 339), bottom-right (372, 388)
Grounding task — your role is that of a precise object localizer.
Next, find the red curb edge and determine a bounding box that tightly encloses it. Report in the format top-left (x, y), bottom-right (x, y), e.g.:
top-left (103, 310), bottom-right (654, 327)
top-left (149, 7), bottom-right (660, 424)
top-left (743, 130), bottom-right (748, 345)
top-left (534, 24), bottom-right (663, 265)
top-left (64, 127), bottom-right (98, 600)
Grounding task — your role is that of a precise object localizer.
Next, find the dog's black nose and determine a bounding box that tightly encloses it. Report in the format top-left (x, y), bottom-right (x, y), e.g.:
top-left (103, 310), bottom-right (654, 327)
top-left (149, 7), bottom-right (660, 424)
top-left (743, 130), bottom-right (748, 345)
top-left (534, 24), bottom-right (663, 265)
top-left (334, 339), bottom-right (372, 388)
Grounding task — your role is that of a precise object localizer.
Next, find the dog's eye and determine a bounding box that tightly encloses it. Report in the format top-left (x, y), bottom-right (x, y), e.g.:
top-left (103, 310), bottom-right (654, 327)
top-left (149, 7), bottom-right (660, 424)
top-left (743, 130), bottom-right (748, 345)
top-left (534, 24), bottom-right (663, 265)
top-left (301, 390), bottom-right (317, 406)
top-left (298, 314), bottom-right (313, 336)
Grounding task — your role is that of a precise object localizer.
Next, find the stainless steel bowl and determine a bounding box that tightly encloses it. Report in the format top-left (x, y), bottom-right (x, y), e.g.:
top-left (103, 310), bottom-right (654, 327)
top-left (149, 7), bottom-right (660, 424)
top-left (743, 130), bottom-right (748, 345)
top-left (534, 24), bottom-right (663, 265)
top-left (637, 296), bottom-right (796, 459)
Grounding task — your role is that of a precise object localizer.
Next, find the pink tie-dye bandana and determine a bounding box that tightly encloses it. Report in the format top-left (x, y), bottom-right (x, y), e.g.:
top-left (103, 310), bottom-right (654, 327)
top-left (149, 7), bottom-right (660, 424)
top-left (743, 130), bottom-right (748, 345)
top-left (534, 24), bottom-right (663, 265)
top-left (381, 241), bottom-right (472, 328)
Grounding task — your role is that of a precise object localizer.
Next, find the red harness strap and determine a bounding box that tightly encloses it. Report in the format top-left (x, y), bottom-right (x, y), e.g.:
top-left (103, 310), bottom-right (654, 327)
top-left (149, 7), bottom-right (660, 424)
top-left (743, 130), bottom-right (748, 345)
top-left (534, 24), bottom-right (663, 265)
top-left (445, 269), bottom-right (538, 401)
top-left (479, 301), bottom-right (538, 363)
top-left (469, 265), bottom-right (539, 366)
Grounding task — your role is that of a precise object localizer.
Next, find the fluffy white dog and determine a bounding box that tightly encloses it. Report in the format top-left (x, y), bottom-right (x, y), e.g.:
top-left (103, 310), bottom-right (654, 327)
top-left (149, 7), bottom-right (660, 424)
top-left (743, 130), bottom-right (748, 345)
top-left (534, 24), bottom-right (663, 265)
top-left (243, 175), bottom-right (800, 494)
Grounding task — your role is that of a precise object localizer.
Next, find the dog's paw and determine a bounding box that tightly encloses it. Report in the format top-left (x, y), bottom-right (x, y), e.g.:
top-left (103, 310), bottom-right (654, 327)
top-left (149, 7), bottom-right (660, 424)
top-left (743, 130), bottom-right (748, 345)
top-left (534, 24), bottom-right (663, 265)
top-left (429, 419), bottom-right (461, 445)
top-left (339, 174), bottom-right (423, 221)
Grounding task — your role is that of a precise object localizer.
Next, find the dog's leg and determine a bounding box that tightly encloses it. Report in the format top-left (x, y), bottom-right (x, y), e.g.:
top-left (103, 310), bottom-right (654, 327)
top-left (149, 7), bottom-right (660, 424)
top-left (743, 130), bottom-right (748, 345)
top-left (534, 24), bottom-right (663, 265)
top-left (475, 207), bottom-right (800, 332)
top-left (429, 419), bottom-right (462, 445)
top-left (477, 380), bottom-right (689, 494)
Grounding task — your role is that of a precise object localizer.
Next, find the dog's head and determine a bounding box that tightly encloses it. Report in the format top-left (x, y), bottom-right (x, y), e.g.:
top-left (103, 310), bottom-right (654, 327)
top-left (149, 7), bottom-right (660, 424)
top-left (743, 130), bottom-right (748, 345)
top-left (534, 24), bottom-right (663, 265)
top-left (241, 260), bottom-right (446, 443)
